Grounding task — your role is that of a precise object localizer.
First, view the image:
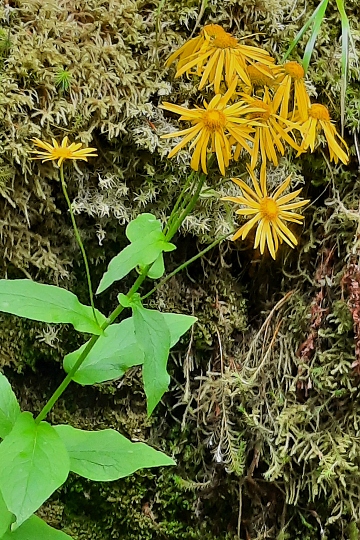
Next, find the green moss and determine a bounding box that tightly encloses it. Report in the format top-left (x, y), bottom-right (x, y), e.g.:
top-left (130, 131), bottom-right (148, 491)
top-left (1, 0), bottom-right (360, 538)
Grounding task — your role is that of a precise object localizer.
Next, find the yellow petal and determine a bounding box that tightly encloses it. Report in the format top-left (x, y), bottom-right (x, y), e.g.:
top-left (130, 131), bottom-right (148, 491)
top-left (239, 213), bottom-right (261, 240)
top-left (275, 218), bottom-right (298, 246)
top-left (231, 177), bottom-right (260, 203)
top-left (276, 189), bottom-right (303, 205)
top-left (272, 175), bottom-right (292, 200)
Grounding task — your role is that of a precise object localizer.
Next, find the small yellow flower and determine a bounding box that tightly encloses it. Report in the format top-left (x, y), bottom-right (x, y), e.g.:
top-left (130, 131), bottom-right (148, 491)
top-left (297, 103), bottom-right (349, 165)
top-left (238, 89), bottom-right (301, 169)
top-left (31, 136), bottom-right (97, 166)
top-left (160, 79), bottom-right (260, 175)
top-left (222, 166), bottom-right (309, 259)
top-left (167, 24), bottom-right (274, 92)
top-left (272, 61), bottom-right (309, 121)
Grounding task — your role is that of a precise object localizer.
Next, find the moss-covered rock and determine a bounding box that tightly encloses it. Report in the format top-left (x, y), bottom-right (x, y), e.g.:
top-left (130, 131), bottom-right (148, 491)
top-left (1, 0), bottom-right (360, 538)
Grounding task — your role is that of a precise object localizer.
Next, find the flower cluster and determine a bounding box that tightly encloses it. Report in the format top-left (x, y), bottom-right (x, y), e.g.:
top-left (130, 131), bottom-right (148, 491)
top-left (161, 24), bottom-right (349, 259)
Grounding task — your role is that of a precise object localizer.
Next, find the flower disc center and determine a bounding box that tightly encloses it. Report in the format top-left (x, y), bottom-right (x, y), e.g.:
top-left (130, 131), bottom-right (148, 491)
top-left (212, 32), bottom-right (238, 49)
top-left (52, 148), bottom-right (74, 159)
top-left (260, 197), bottom-right (279, 220)
top-left (250, 101), bottom-right (271, 121)
top-left (203, 110), bottom-right (227, 130)
top-left (247, 64), bottom-right (273, 87)
top-left (203, 24), bottom-right (227, 38)
top-left (309, 103), bottom-right (330, 121)
top-left (284, 61), bottom-right (305, 80)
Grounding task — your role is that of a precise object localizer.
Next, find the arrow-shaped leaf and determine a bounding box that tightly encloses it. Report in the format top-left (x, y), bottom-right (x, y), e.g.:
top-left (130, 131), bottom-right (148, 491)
top-left (97, 214), bottom-right (175, 294)
top-left (0, 280), bottom-right (106, 335)
top-left (54, 424), bottom-right (175, 481)
top-left (63, 318), bottom-right (144, 385)
top-left (132, 306), bottom-right (171, 416)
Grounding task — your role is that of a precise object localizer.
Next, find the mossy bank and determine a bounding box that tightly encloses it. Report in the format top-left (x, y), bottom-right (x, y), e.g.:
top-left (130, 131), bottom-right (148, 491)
top-left (1, 0), bottom-right (360, 538)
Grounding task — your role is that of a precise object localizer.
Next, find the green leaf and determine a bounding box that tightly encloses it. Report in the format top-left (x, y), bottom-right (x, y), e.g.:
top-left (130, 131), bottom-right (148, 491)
top-left (0, 412), bottom-right (70, 529)
top-left (146, 253), bottom-right (165, 280)
top-left (282, 0), bottom-right (328, 64)
top-left (162, 313), bottom-right (197, 348)
top-left (302, 0), bottom-right (329, 71)
top-left (127, 307), bottom-right (196, 415)
top-left (118, 293), bottom-right (132, 308)
top-left (335, 0), bottom-right (351, 136)
top-left (0, 491), bottom-right (13, 537)
top-left (0, 280), bottom-right (106, 335)
top-left (0, 373), bottom-right (21, 439)
top-left (125, 213), bottom-right (162, 242)
top-left (97, 214), bottom-right (175, 294)
top-left (63, 318), bottom-right (144, 385)
top-left (132, 305), bottom-right (171, 415)
top-left (54, 425), bottom-right (175, 481)
top-left (1, 516), bottom-right (72, 540)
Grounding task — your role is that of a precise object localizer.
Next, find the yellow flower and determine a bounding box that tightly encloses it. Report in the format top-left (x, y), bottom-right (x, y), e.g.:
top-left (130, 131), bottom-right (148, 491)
top-left (167, 24), bottom-right (274, 92)
top-left (297, 103), bottom-right (349, 165)
top-left (160, 79), bottom-right (260, 175)
top-left (165, 24), bottom-right (222, 74)
top-left (272, 61), bottom-right (309, 121)
top-left (238, 88), bottom-right (301, 169)
top-left (222, 166), bottom-right (309, 259)
top-left (246, 63), bottom-right (275, 89)
top-left (31, 136), bottom-right (98, 166)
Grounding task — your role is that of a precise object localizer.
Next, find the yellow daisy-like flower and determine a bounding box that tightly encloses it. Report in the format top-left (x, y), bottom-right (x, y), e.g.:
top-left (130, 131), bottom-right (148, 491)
top-left (222, 167), bottom-right (309, 259)
top-left (297, 103), bottom-right (349, 165)
top-left (160, 79), bottom-right (261, 175)
top-left (165, 24), bottom-right (223, 74)
top-left (272, 61), bottom-right (309, 121)
top-left (31, 136), bottom-right (98, 167)
top-left (167, 24), bottom-right (274, 92)
top-left (238, 88), bottom-right (301, 169)
top-left (246, 62), bottom-right (275, 89)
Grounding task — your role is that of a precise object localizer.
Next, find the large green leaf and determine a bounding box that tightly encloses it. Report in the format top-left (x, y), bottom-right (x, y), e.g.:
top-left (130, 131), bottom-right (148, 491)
top-left (0, 373), bottom-right (21, 439)
top-left (63, 318), bottom-right (144, 385)
top-left (54, 425), bottom-right (175, 481)
top-left (1, 516), bottom-right (72, 540)
top-left (132, 306), bottom-right (171, 415)
top-left (0, 491), bottom-right (13, 537)
top-left (0, 280), bottom-right (105, 335)
top-left (0, 412), bottom-right (70, 529)
top-left (97, 214), bottom-right (175, 294)
top-left (117, 298), bottom-right (196, 414)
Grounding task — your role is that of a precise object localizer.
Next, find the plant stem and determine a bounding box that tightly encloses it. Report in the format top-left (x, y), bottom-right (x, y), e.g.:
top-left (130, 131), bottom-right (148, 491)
top-left (35, 169), bottom-right (220, 423)
top-left (164, 171), bottom-right (195, 236)
top-left (35, 333), bottom-right (100, 423)
top-left (165, 172), bottom-right (206, 241)
top-left (59, 166), bottom-right (98, 325)
top-left (35, 270), bottom-right (149, 423)
top-left (141, 232), bottom-right (232, 301)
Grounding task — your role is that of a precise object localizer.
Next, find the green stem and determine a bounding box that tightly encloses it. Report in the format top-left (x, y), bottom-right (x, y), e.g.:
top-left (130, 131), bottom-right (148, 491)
top-left (35, 169), bottom-right (211, 423)
top-left (166, 172), bottom-right (206, 241)
top-left (59, 166), bottom-right (98, 325)
top-left (141, 232), bottom-right (232, 301)
top-left (35, 270), bottom-right (150, 423)
top-left (164, 171), bottom-right (195, 236)
top-left (35, 333), bottom-right (100, 423)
